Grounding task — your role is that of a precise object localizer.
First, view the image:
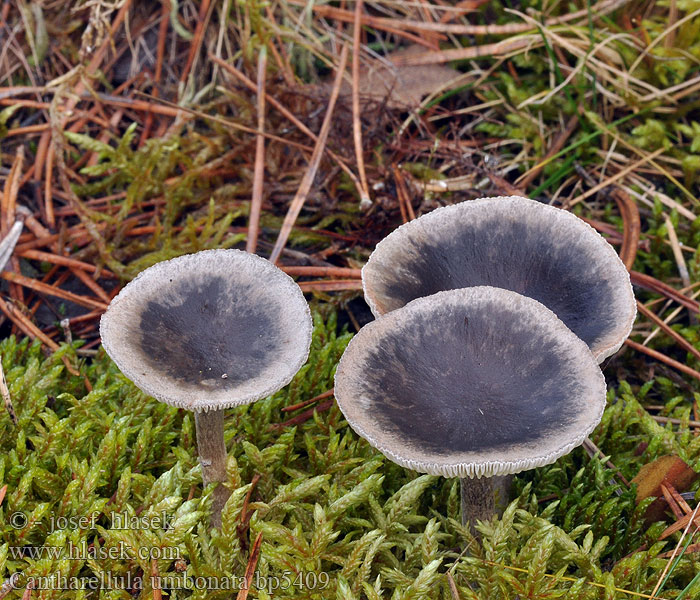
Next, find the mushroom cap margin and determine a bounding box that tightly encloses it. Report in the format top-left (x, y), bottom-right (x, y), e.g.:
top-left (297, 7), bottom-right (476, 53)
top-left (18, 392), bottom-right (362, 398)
top-left (335, 286), bottom-right (607, 479)
top-left (100, 249), bottom-right (313, 411)
top-left (361, 195), bottom-right (636, 363)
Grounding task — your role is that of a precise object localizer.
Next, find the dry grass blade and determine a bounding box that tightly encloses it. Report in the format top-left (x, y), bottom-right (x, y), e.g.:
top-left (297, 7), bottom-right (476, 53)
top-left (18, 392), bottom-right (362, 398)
top-left (393, 166), bottom-right (416, 221)
top-left (446, 571), bottom-right (461, 600)
top-left (269, 44), bottom-right (349, 264)
top-left (246, 48), bottom-right (267, 254)
top-left (44, 143), bottom-right (55, 228)
top-left (628, 6), bottom-right (700, 80)
top-left (70, 268), bottom-right (111, 304)
top-left (0, 221), bottom-right (24, 272)
top-left (582, 437), bottom-right (630, 486)
top-left (296, 0), bottom-right (628, 37)
top-left (179, 0), bottom-right (211, 86)
top-left (650, 501), bottom-right (700, 599)
top-left (567, 148), bottom-right (665, 208)
top-left (666, 482), bottom-right (694, 514)
top-left (2, 146), bottom-right (23, 235)
top-left (589, 122), bottom-right (697, 206)
top-left (652, 416), bottom-right (700, 428)
top-left (0, 357), bottom-right (17, 425)
top-left (52, 0), bottom-right (133, 122)
top-left (659, 543), bottom-right (700, 558)
top-left (660, 506), bottom-right (700, 541)
top-left (391, 36), bottom-right (538, 66)
top-left (660, 484), bottom-right (685, 520)
top-left (665, 217), bottom-right (690, 288)
top-left (352, 0), bottom-right (370, 209)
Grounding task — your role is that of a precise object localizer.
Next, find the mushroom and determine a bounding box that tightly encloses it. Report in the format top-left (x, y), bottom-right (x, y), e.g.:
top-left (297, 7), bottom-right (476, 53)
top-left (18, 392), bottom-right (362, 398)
top-left (362, 195), bottom-right (636, 362)
top-left (334, 286), bottom-right (606, 534)
top-left (100, 249), bottom-right (312, 526)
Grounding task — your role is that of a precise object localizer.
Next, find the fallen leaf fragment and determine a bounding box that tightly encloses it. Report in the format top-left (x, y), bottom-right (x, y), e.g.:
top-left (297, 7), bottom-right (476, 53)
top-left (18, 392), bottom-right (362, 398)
top-left (631, 454), bottom-right (698, 522)
top-left (340, 45), bottom-right (462, 109)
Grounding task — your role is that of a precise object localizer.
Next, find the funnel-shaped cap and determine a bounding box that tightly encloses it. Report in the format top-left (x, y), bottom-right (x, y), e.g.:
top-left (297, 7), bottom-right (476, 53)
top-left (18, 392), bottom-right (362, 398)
top-left (100, 249), bottom-right (312, 411)
top-left (334, 287), bottom-right (606, 478)
top-left (362, 196), bottom-right (636, 362)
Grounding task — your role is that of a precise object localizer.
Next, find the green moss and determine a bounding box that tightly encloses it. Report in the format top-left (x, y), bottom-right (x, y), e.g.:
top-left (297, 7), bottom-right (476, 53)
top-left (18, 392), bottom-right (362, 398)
top-left (0, 315), bottom-right (698, 599)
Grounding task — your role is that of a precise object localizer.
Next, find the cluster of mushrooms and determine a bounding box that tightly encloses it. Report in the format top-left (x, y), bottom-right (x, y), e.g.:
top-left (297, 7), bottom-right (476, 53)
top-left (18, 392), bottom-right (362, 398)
top-left (334, 195), bottom-right (637, 532)
top-left (100, 195), bottom-right (636, 532)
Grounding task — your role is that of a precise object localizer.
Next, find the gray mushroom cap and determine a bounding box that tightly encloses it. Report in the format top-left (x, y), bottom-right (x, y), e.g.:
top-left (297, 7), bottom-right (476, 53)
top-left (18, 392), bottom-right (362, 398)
top-left (100, 249), bottom-right (312, 412)
top-left (334, 286), bottom-right (607, 479)
top-left (362, 195), bottom-right (636, 362)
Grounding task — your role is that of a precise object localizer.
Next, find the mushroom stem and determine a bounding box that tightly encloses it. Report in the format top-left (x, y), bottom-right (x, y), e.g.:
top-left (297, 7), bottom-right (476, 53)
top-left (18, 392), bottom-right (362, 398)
top-left (195, 409), bottom-right (231, 527)
top-left (459, 475), bottom-right (512, 535)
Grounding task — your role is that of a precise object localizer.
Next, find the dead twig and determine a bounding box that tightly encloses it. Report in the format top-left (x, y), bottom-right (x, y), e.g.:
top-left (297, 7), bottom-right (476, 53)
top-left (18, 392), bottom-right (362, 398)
top-left (236, 532), bottom-right (263, 600)
top-left (297, 280), bottom-right (363, 292)
top-left (151, 558), bottom-right (162, 600)
top-left (236, 473), bottom-right (261, 552)
top-left (271, 398), bottom-right (335, 430)
top-left (393, 166), bottom-right (416, 221)
top-left (636, 301), bottom-right (700, 362)
top-left (0, 295), bottom-right (58, 351)
top-left (282, 389), bottom-right (334, 413)
top-left (280, 266), bottom-right (361, 278)
top-left (613, 188), bottom-right (641, 271)
top-left (652, 416), bottom-right (700, 429)
top-left (630, 271), bottom-right (700, 314)
top-left (625, 339), bottom-right (700, 381)
top-left (0, 270), bottom-right (108, 311)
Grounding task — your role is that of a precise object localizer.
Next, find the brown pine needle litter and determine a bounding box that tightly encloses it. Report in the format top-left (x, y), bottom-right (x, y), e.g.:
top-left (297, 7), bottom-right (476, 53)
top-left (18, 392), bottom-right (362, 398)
top-left (2, 1), bottom-right (700, 598)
